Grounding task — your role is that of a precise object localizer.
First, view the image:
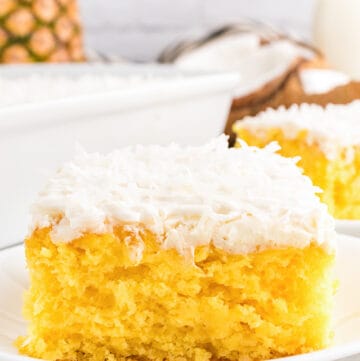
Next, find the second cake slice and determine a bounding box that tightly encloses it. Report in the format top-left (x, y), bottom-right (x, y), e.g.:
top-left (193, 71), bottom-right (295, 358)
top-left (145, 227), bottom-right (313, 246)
top-left (234, 102), bottom-right (360, 219)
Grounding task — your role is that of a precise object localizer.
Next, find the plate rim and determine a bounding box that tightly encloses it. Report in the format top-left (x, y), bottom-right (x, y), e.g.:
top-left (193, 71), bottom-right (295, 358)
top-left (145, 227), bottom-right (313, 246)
top-left (336, 219), bottom-right (360, 225)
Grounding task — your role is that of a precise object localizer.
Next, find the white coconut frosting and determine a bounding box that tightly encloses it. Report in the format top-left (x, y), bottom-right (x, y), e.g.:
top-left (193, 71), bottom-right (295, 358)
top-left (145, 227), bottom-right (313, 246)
top-left (31, 136), bottom-right (335, 256)
top-left (235, 102), bottom-right (360, 160)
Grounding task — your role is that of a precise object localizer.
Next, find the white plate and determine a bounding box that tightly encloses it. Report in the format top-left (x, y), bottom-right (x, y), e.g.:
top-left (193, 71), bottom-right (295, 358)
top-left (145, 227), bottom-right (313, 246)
top-left (336, 220), bottom-right (360, 238)
top-left (1, 235), bottom-right (360, 361)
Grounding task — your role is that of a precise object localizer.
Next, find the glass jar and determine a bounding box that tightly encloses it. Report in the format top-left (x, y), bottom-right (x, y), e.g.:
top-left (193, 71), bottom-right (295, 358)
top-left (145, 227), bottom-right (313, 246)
top-left (314, 0), bottom-right (360, 78)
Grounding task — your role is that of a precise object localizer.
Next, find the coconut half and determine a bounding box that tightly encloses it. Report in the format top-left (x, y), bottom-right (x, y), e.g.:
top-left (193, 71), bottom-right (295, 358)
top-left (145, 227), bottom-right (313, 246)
top-left (158, 23), bottom-right (360, 144)
top-left (174, 32), bottom-right (315, 99)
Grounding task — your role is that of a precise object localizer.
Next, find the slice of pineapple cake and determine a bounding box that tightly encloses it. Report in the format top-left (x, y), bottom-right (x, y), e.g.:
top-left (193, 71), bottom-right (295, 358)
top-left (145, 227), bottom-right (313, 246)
top-left (17, 136), bottom-right (336, 361)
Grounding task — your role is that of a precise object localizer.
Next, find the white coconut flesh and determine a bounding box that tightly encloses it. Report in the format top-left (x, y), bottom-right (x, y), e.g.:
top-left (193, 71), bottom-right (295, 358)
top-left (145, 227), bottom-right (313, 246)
top-left (299, 68), bottom-right (350, 95)
top-left (175, 33), bottom-right (315, 98)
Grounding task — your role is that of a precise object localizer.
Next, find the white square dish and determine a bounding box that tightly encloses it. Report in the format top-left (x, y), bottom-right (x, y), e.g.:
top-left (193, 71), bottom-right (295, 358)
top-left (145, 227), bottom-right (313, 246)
top-left (0, 64), bottom-right (239, 247)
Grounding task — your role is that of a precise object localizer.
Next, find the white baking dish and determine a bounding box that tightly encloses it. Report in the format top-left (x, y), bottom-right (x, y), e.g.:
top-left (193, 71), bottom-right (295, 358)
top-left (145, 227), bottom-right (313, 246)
top-left (0, 64), bottom-right (239, 247)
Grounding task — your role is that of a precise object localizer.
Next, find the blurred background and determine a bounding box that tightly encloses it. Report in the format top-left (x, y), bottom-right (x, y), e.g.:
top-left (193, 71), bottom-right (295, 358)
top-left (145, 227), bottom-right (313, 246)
top-left (2, 0), bottom-right (360, 246)
top-left (80, 0), bottom-right (314, 62)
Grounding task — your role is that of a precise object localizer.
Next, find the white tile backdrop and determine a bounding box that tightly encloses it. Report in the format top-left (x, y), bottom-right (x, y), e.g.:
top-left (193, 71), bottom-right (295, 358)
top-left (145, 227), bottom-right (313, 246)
top-left (78, 0), bottom-right (315, 62)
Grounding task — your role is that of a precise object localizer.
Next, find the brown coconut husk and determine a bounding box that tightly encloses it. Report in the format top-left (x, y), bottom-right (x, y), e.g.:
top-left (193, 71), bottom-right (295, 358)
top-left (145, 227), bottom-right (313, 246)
top-left (227, 62), bottom-right (360, 144)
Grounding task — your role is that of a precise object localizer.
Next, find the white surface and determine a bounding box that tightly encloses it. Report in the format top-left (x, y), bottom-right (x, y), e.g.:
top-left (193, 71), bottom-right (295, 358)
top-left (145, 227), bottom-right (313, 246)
top-left (314, 0), bottom-right (360, 78)
top-left (78, 0), bottom-right (315, 61)
top-left (0, 64), bottom-right (239, 248)
top-left (1, 234), bottom-right (360, 361)
top-left (31, 138), bottom-right (334, 255)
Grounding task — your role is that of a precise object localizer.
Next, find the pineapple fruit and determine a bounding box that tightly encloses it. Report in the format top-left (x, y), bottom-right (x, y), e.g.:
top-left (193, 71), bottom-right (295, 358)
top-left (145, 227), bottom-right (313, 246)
top-left (0, 0), bottom-right (85, 63)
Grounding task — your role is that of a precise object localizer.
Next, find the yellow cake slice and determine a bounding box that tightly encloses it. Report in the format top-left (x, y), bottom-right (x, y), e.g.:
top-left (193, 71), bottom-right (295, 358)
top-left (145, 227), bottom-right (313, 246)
top-left (16, 137), bottom-right (336, 361)
top-left (234, 102), bottom-right (360, 219)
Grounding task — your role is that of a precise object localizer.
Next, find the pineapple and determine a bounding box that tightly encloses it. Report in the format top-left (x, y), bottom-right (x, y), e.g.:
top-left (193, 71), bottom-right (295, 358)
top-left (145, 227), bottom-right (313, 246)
top-left (0, 0), bottom-right (85, 63)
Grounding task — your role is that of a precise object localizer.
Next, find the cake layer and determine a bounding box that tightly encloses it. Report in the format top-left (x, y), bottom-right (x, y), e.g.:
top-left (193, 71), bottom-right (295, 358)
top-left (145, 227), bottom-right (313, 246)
top-left (30, 136), bottom-right (334, 255)
top-left (17, 227), bottom-right (336, 361)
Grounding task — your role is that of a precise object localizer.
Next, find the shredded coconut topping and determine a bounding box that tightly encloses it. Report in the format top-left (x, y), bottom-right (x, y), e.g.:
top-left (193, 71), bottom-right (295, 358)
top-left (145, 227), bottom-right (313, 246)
top-left (0, 74), bottom-right (178, 108)
top-left (235, 102), bottom-right (360, 159)
top-left (31, 136), bottom-right (335, 255)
